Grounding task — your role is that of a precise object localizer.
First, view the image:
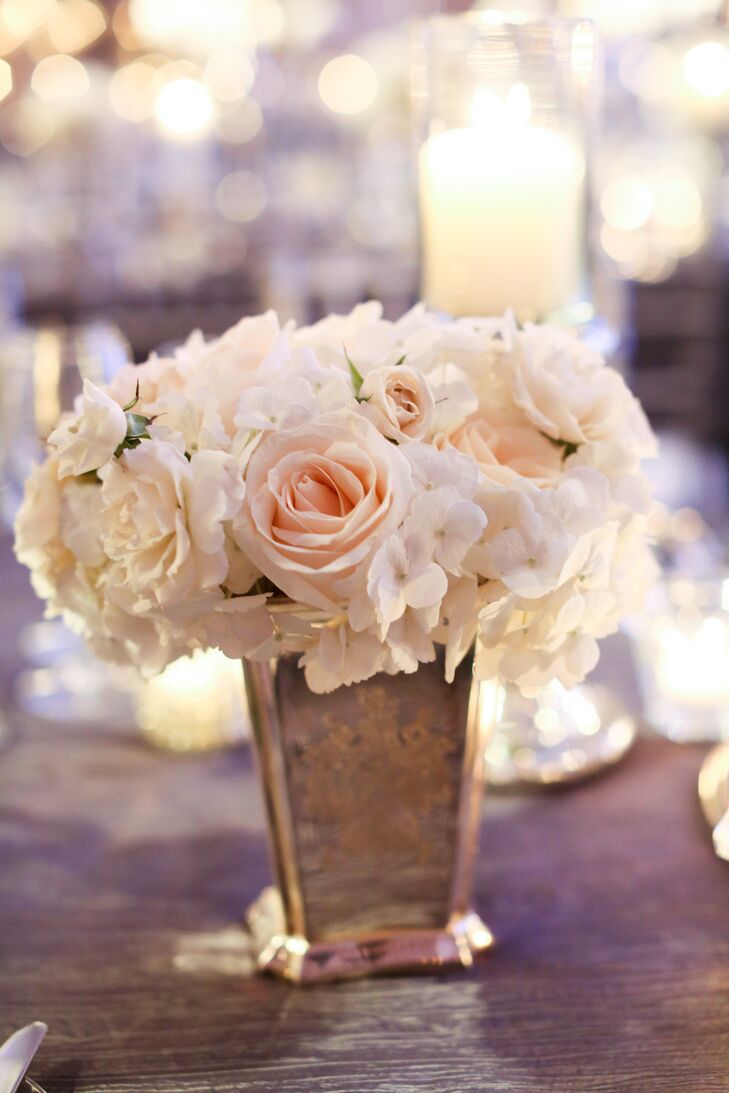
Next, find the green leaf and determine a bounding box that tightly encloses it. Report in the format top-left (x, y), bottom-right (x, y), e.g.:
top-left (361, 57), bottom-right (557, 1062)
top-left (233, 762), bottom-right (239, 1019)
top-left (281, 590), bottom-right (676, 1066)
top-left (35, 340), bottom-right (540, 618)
top-left (113, 435), bottom-right (146, 459)
top-left (344, 346), bottom-right (365, 399)
top-left (124, 411), bottom-right (151, 438)
top-left (393, 354), bottom-right (406, 367)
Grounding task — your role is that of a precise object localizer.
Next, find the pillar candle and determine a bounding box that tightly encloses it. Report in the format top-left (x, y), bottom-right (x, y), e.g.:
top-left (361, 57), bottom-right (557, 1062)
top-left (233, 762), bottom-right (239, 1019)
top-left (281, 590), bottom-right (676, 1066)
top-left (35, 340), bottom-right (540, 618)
top-left (419, 86), bottom-right (585, 319)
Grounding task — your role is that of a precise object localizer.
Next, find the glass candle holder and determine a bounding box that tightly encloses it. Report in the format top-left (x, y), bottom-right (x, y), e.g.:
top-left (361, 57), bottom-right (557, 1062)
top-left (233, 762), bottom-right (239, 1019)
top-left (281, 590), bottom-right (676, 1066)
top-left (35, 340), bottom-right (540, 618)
top-left (481, 678), bottom-right (635, 787)
top-left (627, 575), bottom-right (729, 743)
top-left (413, 13), bottom-right (599, 322)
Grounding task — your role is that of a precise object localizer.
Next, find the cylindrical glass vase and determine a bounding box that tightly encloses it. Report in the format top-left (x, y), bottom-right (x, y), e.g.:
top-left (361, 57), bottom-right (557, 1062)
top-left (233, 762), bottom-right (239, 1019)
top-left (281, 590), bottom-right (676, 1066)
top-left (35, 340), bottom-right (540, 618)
top-left (413, 13), bottom-right (599, 322)
top-left (243, 652), bottom-right (496, 983)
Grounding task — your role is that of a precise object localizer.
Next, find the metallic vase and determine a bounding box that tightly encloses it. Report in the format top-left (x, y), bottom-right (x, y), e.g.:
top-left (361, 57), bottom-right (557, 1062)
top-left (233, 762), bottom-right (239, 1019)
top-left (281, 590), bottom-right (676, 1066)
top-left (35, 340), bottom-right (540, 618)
top-left (243, 652), bottom-right (494, 983)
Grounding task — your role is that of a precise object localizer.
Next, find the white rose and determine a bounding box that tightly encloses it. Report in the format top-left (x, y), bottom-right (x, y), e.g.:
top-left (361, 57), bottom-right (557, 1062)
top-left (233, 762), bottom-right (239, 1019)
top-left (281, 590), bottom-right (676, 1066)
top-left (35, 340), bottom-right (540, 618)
top-left (48, 379), bottom-right (127, 478)
top-left (14, 457), bottom-right (104, 613)
top-left (294, 301), bottom-right (384, 366)
top-left (14, 457), bottom-right (65, 601)
top-left (100, 439), bottom-right (244, 611)
top-left (358, 365), bottom-right (435, 442)
top-left (107, 354), bottom-right (191, 416)
top-left (59, 478), bottom-right (107, 568)
top-left (94, 574), bottom-right (188, 675)
top-left (148, 393), bottom-right (230, 455)
top-left (183, 310), bottom-right (287, 434)
top-left (511, 325), bottom-right (649, 449)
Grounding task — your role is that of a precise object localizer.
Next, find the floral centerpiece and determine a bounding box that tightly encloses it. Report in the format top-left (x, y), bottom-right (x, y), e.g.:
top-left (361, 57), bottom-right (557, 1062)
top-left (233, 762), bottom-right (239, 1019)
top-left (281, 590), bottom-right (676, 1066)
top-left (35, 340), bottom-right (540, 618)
top-left (14, 303), bottom-right (656, 982)
top-left (15, 302), bottom-right (656, 694)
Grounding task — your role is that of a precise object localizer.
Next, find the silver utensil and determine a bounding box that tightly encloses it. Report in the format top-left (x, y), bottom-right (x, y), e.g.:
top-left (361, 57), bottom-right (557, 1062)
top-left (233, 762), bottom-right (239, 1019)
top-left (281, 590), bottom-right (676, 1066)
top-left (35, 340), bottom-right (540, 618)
top-left (0, 1023), bottom-right (47, 1093)
top-left (23, 1080), bottom-right (47, 1093)
top-left (23, 1080), bottom-right (48, 1093)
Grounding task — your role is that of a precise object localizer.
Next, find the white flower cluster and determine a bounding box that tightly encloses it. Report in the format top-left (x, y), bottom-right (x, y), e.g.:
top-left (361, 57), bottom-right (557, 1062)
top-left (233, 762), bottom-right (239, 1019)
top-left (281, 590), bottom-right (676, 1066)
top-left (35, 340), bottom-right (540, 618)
top-left (15, 303), bottom-right (657, 693)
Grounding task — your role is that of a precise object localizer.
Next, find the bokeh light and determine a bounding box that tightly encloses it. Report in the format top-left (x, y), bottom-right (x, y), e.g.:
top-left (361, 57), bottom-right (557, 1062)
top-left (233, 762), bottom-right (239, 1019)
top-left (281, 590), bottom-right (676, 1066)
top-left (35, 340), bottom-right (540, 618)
top-left (0, 57), bottom-right (12, 101)
top-left (215, 170), bottom-right (268, 223)
top-left (111, 0), bottom-right (142, 51)
top-left (1, 95), bottom-right (56, 156)
top-left (618, 41), bottom-right (676, 103)
top-left (683, 41), bottom-right (729, 100)
top-left (0, 11), bottom-right (22, 56)
top-left (282, 0), bottom-right (337, 45)
top-left (598, 144), bottom-right (711, 284)
top-left (154, 76), bottom-right (214, 141)
top-left (109, 59), bottom-right (160, 123)
top-left (318, 54), bottom-right (378, 117)
top-left (204, 49), bottom-right (256, 103)
top-left (651, 167), bottom-right (702, 232)
top-left (600, 176), bottom-right (653, 232)
top-left (252, 0), bottom-right (284, 47)
top-left (47, 0), bottom-right (106, 54)
top-left (559, 0), bottom-right (718, 39)
top-left (129, 0), bottom-right (254, 55)
top-left (1, 0), bottom-right (54, 42)
top-left (31, 54), bottom-right (91, 101)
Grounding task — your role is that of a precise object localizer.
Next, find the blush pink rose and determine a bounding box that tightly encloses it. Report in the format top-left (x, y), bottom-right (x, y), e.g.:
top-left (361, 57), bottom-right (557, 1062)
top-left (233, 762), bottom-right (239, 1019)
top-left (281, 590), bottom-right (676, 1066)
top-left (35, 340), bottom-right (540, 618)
top-left (234, 414), bottom-right (412, 610)
top-left (444, 413), bottom-right (563, 487)
top-left (358, 365), bottom-right (435, 442)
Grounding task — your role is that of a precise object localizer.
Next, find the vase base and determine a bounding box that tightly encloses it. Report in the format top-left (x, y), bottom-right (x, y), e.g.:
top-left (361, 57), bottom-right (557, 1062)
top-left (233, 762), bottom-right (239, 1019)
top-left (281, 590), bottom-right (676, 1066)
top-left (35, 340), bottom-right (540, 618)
top-left (246, 888), bottom-right (494, 983)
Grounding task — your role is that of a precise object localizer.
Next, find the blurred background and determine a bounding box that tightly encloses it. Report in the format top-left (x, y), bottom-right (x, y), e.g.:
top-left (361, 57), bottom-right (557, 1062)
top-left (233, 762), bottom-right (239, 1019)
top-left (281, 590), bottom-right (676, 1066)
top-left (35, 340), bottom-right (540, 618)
top-left (0, 1), bottom-right (726, 424)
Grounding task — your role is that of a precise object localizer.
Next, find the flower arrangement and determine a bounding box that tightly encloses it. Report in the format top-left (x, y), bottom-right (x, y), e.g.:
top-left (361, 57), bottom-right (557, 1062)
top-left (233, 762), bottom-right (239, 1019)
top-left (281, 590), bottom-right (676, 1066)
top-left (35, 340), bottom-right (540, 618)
top-left (14, 303), bottom-right (656, 693)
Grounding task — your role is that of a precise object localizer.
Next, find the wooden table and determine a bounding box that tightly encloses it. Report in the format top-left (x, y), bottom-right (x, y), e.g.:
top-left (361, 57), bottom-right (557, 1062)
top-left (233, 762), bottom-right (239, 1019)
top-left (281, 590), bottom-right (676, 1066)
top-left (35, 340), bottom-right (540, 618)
top-left (2, 534), bottom-right (729, 1092)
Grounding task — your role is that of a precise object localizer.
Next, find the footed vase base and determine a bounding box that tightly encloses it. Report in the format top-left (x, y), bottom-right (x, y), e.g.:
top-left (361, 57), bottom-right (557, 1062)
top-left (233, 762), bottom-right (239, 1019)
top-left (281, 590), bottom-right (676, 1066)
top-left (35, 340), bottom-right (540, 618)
top-left (246, 888), bottom-right (494, 983)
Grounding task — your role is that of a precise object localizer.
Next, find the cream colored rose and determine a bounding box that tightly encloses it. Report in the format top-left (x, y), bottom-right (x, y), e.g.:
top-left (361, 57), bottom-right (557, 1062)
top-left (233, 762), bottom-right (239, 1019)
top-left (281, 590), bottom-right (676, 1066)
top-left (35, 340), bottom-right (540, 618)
top-left (107, 355), bottom-right (190, 414)
top-left (100, 440), bottom-right (244, 611)
top-left (234, 414), bottom-right (412, 610)
top-left (444, 413), bottom-right (562, 487)
top-left (14, 456), bottom-right (105, 620)
top-left (48, 379), bottom-right (127, 478)
top-left (110, 312), bottom-right (285, 434)
top-left (15, 456), bottom-right (75, 608)
top-left (183, 310), bottom-right (284, 434)
top-left (358, 365), bottom-right (435, 443)
top-left (511, 325), bottom-right (641, 448)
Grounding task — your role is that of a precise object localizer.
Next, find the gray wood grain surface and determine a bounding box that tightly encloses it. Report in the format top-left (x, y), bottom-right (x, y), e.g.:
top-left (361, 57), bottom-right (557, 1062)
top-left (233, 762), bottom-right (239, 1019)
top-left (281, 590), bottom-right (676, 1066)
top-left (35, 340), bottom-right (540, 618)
top-left (2, 534), bottom-right (729, 1093)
